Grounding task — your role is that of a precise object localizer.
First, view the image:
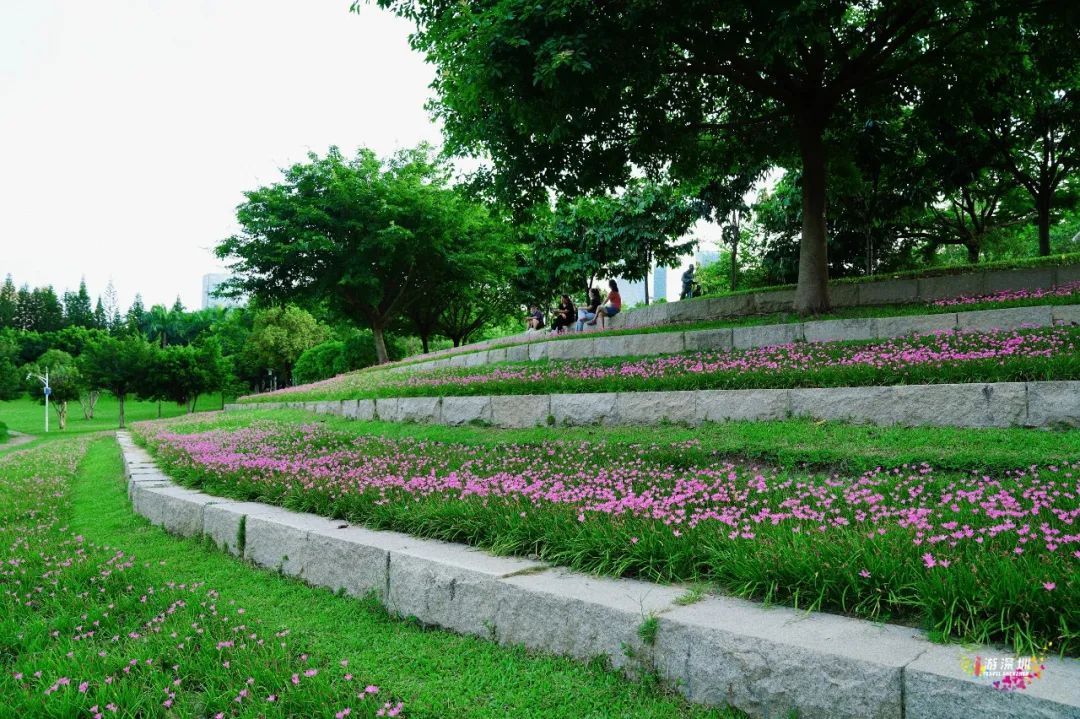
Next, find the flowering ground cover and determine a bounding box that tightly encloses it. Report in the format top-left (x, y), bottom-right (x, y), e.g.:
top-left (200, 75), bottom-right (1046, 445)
top-left (242, 326), bottom-right (1080, 402)
top-left (0, 437), bottom-right (742, 719)
top-left (346, 278), bottom-right (1080, 376)
top-left (135, 414), bottom-right (1080, 656)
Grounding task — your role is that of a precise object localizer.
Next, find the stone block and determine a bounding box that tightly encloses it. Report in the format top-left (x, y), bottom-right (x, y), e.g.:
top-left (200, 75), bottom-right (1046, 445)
top-left (697, 389), bottom-right (790, 422)
top-left (1053, 304), bottom-right (1080, 327)
top-left (304, 402), bottom-right (319, 413)
top-left (917, 272), bottom-right (986, 302)
top-left (441, 396), bottom-right (493, 426)
top-left (242, 508), bottom-right (339, 577)
top-left (464, 351), bottom-right (488, 368)
top-left (683, 328), bottom-right (733, 353)
top-left (615, 391), bottom-right (699, 425)
top-left (1056, 263), bottom-right (1080, 285)
top-left (497, 569), bottom-right (682, 671)
top-left (528, 341), bottom-right (550, 362)
top-left (590, 335), bottom-right (631, 358)
top-left (374, 398), bottom-right (400, 423)
top-left (654, 596), bottom-right (925, 719)
top-left (550, 393), bottom-right (618, 426)
top-left (133, 485), bottom-right (216, 538)
top-left (752, 289), bottom-right (797, 314)
top-left (200, 501), bottom-right (275, 556)
top-left (802, 318), bottom-right (877, 344)
top-left (828, 283), bottom-right (860, 308)
top-left (857, 278), bottom-right (918, 306)
top-left (486, 348), bottom-right (507, 364)
top-left (884, 383), bottom-right (1027, 428)
top-left (1026, 381), bottom-right (1080, 428)
top-left (875, 313), bottom-right (957, 338)
top-left (491, 394), bottom-right (550, 428)
top-left (732, 322), bottom-right (804, 350)
top-left (504, 344), bottom-right (531, 363)
top-left (620, 304), bottom-right (659, 329)
top-left (301, 525), bottom-right (397, 600)
top-left (985, 267), bottom-right (1056, 293)
top-left (387, 538), bottom-right (546, 637)
top-left (398, 396), bottom-right (441, 423)
top-left (903, 643), bottom-right (1080, 719)
top-left (707, 293), bottom-right (754, 318)
top-left (664, 300), bottom-right (712, 324)
top-left (790, 387), bottom-right (894, 424)
top-left (315, 400), bottom-right (342, 416)
top-left (448, 354), bottom-right (468, 368)
top-left (624, 332), bottom-right (685, 357)
top-left (956, 306), bottom-right (1055, 332)
top-left (342, 399), bottom-right (376, 421)
top-left (546, 339), bottom-right (593, 361)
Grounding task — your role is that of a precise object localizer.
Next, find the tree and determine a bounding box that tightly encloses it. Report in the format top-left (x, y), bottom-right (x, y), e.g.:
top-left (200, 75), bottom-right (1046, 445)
top-left (241, 306), bottom-right (328, 389)
top-left (23, 349), bottom-right (83, 430)
top-left (79, 335), bottom-right (152, 429)
top-left (125, 294), bottom-right (147, 335)
top-left (603, 180), bottom-right (704, 305)
top-left (147, 340), bottom-right (227, 413)
top-left (217, 146), bottom-right (498, 363)
top-left (63, 279), bottom-right (94, 328)
top-left (0, 276), bottom-right (16, 329)
top-left (93, 298), bottom-right (107, 330)
top-left (376, 0), bottom-right (1048, 313)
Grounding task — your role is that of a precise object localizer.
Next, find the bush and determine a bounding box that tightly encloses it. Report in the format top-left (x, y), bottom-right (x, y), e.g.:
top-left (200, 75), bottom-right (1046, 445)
top-left (0, 421), bottom-right (7, 442)
top-left (292, 341), bottom-right (348, 385)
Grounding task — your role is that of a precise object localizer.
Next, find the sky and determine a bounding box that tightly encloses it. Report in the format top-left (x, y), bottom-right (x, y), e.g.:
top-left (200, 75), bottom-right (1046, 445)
top-left (0, 0), bottom-right (441, 311)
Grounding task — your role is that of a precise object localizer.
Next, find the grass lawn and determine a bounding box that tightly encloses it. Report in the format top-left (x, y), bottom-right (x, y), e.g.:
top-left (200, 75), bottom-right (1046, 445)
top-left (0, 394), bottom-right (229, 455)
top-left (135, 411), bottom-right (1080, 656)
top-left (0, 435), bottom-right (742, 719)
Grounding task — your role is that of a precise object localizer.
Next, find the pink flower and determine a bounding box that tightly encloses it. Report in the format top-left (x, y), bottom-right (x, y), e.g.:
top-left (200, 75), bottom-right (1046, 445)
top-left (922, 552), bottom-right (936, 568)
top-left (1043, 582), bottom-right (1056, 591)
top-left (859, 569), bottom-right (871, 578)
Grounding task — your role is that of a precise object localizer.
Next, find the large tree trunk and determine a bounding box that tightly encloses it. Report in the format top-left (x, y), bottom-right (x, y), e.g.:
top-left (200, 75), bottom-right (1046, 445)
top-left (420, 334), bottom-right (430, 354)
top-left (372, 324), bottom-right (390, 364)
top-left (794, 120), bottom-right (831, 315)
top-left (55, 401), bottom-right (68, 430)
top-left (1036, 193), bottom-right (1052, 256)
top-left (966, 242), bottom-right (980, 264)
top-left (118, 394), bottom-right (126, 429)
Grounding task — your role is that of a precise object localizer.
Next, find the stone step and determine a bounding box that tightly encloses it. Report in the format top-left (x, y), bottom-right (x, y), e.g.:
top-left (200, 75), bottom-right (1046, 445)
top-left (227, 380), bottom-right (1080, 430)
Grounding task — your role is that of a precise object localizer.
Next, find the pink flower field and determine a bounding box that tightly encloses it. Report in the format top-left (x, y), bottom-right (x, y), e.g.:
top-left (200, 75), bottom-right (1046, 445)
top-left (135, 419), bottom-right (1080, 654)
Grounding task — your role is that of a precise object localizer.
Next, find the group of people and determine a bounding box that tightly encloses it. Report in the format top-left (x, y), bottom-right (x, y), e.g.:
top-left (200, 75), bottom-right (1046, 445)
top-left (525, 280), bottom-right (622, 334)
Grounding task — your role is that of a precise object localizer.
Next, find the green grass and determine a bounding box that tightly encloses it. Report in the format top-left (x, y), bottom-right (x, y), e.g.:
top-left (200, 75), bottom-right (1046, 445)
top-left (239, 326), bottom-right (1080, 403)
top-left (0, 394), bottom-right (229, 455)
top-left (0, 420), bottom-right (7, 443)
top-left (136, 411), bottom-right (1079, 655)
top-left (0, 435), bottom-right (745, 718)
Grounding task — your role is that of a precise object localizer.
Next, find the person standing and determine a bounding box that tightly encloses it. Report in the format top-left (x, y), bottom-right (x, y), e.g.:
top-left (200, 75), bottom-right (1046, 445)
top-left (680, 264), bottom-right (696, 300)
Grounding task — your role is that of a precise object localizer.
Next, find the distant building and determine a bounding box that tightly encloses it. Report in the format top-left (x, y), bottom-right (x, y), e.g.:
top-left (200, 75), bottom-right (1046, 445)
top-left (201, 273), bottom-right (245, 310)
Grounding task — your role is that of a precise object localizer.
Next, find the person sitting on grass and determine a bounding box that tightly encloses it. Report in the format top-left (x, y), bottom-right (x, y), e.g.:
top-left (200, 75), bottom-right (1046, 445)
top-left (551, 294), bottom-right (576, 333)
top-left (599, 280), bottom-right (622, 328)
top-left (576, 287), bottom-right (602, 331)
top-left (525, 305), bottom-right (545, 332)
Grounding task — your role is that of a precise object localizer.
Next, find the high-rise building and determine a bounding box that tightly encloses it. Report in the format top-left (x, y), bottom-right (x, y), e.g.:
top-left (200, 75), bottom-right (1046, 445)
top-left (201, 273), bottom-right (245, 310)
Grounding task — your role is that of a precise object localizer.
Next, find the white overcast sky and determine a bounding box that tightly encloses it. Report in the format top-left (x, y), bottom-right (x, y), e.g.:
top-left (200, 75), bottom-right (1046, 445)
top-left (0, 0), bottom-right (441, 311)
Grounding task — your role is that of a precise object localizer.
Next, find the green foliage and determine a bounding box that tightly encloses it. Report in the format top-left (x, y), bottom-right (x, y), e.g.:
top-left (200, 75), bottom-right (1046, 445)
top-left (0, 421), bottom-right (7, 443)
top-left (146, 341), bottom-right (228, 413)
top-left (78, 334), bottom-right (153, 428)
top-left (292, 340), bottom-right (349, 385)
top-left (217, 145), bottom-right (510, 364)
top-left (241, 306), bottom-right (329, 387)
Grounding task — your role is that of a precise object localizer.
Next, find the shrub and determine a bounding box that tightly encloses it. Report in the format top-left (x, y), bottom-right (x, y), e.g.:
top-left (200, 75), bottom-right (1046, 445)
top-left (292, 341), bottom-right (348, 385)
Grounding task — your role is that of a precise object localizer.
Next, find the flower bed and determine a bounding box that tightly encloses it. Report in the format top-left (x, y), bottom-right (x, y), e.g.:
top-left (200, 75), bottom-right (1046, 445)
top-left (932, 281), bottom-right (1080, 307)
top-left (136, 418), bottom-right (1080, 655)
top-left (243, 326), bottom-right (1080, 402)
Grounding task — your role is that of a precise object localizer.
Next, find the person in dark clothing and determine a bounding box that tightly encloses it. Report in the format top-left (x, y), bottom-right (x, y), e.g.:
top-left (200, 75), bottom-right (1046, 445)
top-left (525, 305), bottom-right (545, 331)
top-left (551, 294), bottom-right (576, 333)
top-left (680, 264), bottom-right (697, 300)
top-left (576, 287), bottom-right (602, 331)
